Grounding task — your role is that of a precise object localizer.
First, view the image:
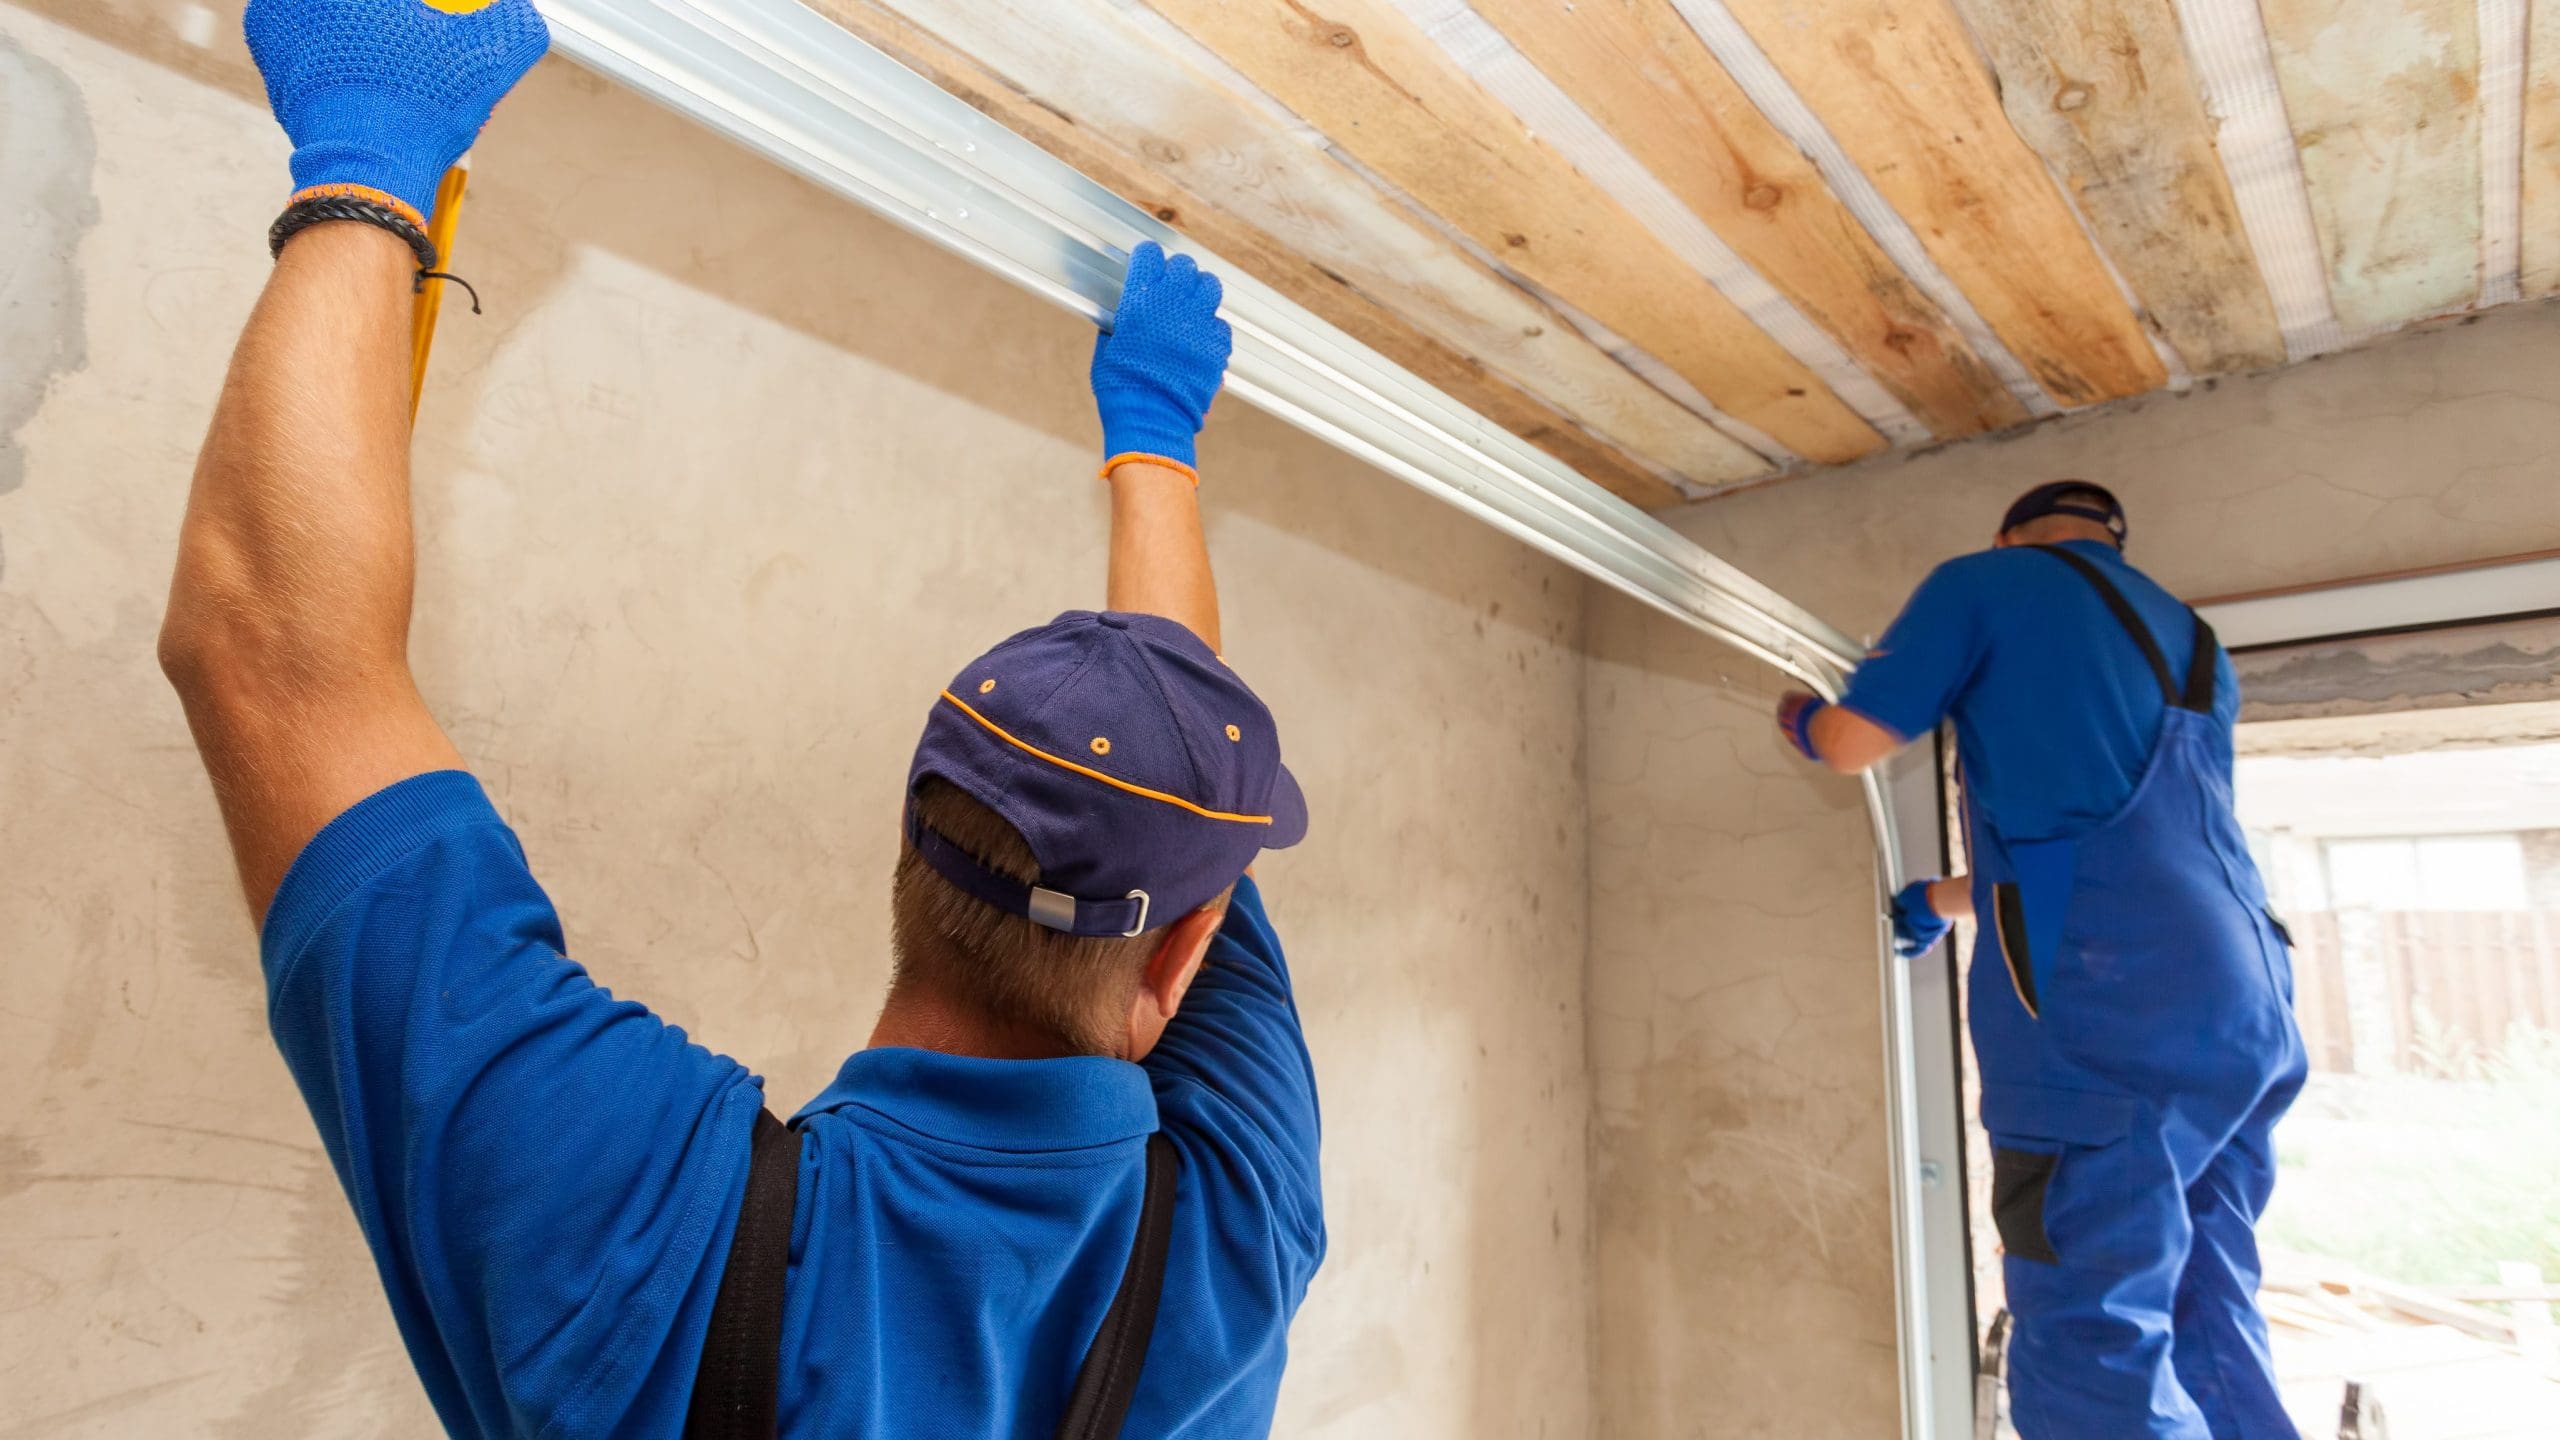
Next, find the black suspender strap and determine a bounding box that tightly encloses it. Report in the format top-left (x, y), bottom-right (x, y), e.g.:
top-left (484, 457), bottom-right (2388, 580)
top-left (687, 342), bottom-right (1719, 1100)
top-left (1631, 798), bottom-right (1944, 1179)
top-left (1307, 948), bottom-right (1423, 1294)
top-left (2178, 611), bottom-right (2221, 712)
top-left (683, 1121), bottom-right (1180, 1440)
top-left (2032, 545), bottom-right (2219, 712)
top-left (1055, 1133), bottom-right (1181, 1440)
top-left (686, 1108), bottom-right (804, 1440)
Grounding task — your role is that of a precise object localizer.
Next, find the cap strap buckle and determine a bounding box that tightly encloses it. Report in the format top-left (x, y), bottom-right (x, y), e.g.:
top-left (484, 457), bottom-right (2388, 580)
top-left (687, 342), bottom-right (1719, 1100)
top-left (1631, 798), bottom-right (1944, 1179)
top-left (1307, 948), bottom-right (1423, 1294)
top-left (908, 808), bottom-right (1153, 937)
top-left (1027, 886), bottom-right (1078, 931)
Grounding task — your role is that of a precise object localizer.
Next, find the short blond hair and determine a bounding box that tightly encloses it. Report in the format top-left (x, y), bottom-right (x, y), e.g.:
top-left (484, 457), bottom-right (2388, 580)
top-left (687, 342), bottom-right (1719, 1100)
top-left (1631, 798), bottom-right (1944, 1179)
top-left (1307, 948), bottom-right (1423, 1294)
top-left (890, 778), bottom-right (1170, 1054)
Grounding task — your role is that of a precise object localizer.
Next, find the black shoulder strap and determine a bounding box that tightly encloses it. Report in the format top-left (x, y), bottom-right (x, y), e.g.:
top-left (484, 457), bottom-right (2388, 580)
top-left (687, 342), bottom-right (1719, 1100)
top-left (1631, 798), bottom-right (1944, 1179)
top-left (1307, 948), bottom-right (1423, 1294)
top-left (1056, 1133), bottom-right (1181, 1440)
top-left (2032, 545), bottom-right (2217, 711)
top-left (2178, 612), bottom-right (2221, 711)
top-left (686, 1108), bottom-right (804, 1440)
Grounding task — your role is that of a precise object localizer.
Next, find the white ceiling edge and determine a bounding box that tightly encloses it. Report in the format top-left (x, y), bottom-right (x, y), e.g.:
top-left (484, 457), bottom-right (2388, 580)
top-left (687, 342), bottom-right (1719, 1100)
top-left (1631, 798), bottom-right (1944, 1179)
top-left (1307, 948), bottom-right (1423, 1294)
top-left (2199, 553), bottom-right (2560, 649)
top-left (1389, 0), bottom-right (1927, 445)
top-left (2169, 0), bottom-right (2360, 360)
top-left (2478, 0), bottom-right (2528, 308)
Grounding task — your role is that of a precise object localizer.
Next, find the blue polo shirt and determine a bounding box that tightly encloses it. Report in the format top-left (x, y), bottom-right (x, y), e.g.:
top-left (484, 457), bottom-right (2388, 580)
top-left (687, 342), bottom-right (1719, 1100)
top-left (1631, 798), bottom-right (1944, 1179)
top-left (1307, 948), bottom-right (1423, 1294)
top-left (1838, 539), bottom-right (2239, 844)
top-left (260, 770), bottom-right (1324, 1438)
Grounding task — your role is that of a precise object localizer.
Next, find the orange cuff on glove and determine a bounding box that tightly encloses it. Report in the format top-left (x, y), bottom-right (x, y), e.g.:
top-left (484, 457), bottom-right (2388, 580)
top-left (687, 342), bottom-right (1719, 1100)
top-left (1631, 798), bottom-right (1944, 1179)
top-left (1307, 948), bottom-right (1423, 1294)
top-left (1098, 453), bottom-right (1201, 486)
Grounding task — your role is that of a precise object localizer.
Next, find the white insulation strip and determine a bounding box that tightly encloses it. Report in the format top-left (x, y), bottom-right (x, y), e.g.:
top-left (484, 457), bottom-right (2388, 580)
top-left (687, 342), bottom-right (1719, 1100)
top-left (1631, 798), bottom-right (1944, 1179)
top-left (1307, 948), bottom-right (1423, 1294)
top-left (1391, 0), bottom-right (1927, 445)
top-left (2478, 0), bottom-right (2528, 308)
top-left (1664, 0), bottom-right (2057, 417)
top-left (2169, 0), bottom-right (2355, 357)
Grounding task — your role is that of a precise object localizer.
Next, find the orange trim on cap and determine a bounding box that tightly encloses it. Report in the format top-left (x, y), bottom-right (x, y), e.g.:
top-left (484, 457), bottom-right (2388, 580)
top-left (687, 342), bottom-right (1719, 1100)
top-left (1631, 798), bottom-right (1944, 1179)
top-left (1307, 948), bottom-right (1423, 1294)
top-left (290, 183), bottom-right (430, 234)
top-left (938, 690), bottom-right (1271, 825)
top-left (1099, 453), bottom-right (1200, 486)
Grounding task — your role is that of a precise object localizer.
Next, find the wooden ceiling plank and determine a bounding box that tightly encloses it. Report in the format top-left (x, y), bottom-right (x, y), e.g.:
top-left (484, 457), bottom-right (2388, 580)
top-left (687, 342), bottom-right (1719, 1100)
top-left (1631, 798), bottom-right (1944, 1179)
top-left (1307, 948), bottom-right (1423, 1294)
top-left (1468, 0), bottom-right (2028, 439)
top-left (2523, 0), bottom-right (2559, 299)
top-left (1716, 0), bottom-right (2167, 408)
top-left (1137, 0), bottom-right (1888, 465)
top-left (821, 0), bottom-right (1766, 494)
top-left (1949, 0), bottom-right (2287, 375)
top-left (2258, 0), bottom-right (2484, 331)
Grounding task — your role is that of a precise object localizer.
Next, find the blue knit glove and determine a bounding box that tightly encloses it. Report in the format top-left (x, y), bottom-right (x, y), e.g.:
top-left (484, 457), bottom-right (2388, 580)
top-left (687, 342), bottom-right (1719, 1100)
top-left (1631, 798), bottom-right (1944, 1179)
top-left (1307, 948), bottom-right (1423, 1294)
top-left (1092, 241), bottom-right (1232, 480)
top-left (1890, 879), bottom-right (1953, 959)
top-left (245, 0), bottom-right (549, 229)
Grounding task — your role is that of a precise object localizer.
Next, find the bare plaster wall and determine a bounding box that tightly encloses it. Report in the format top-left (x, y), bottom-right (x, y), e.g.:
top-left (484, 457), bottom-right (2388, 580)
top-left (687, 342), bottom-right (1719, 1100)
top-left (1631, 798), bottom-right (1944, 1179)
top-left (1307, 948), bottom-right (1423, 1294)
top-left (1587, 297), bottom-right (2560, 1436)
top-left (0, 7), bottom-right (1592, 1435)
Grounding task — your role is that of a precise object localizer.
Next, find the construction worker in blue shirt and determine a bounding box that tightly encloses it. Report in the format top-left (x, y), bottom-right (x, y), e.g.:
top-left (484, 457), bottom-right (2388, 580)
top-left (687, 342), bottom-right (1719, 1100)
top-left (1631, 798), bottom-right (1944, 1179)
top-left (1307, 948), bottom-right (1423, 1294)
top-left (161, 1), bottom-right (1321, 1434)
top-left (1774, 483), bottom-right (2307, 1440)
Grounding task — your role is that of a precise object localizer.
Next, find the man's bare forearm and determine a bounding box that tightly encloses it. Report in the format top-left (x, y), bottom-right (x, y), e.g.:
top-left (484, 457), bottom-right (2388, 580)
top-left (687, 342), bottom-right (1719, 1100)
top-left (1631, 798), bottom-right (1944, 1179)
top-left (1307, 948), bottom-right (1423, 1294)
top-left (161, 222), bottom-right (460, 915)
top-left (172, 223), bottom-right (417, 658)
top-left (1106, 463), bottom-right (1221, 652)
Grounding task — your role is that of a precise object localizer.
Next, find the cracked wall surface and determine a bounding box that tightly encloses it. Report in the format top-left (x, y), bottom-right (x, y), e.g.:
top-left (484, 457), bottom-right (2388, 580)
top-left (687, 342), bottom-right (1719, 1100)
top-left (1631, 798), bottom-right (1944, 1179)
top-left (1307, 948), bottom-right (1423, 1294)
top-left (0, 6), bottom-right (1593, 1435)
top-left (1587, 297), bottom-right (2560, 1437)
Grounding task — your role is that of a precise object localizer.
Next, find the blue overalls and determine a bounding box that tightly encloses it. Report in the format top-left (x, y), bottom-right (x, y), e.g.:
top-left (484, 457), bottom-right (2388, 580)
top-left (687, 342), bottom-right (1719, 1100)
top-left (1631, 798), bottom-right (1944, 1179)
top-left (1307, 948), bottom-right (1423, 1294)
top-left (1966, 547), bottom-right (2308, 1439)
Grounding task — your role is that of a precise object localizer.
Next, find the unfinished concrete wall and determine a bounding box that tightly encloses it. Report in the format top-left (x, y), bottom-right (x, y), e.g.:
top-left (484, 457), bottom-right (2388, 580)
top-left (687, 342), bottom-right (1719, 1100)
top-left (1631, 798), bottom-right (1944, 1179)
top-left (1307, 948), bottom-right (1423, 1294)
top-left (1588, 298), bottom-right (2560, 1437)
top-left (0, 7), bottom-right (1591, 1435)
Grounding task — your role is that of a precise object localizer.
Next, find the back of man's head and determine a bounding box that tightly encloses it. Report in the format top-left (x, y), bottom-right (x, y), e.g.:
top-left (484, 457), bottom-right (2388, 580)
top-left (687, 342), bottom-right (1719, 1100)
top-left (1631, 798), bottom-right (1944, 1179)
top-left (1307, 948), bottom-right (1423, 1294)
top-left (887, 610), bottom-right (1307, 1057)
top-left (1997, 480), bottom-right (2127, 549)
top-left (890, 778), bottom-right (1171, 1056)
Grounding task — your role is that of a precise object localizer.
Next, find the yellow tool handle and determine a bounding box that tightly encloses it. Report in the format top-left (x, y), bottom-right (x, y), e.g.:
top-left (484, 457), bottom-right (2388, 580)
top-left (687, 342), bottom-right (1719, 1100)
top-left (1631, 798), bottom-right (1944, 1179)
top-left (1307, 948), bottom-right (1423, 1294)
top-left (409, 162), bottom-right (470, 422)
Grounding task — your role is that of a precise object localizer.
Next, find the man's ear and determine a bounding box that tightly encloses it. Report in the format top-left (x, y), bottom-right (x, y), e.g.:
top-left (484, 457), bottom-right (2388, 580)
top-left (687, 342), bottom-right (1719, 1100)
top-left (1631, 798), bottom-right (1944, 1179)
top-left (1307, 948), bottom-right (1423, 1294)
top-left (1139, 900), bottom-right (1225, 1021)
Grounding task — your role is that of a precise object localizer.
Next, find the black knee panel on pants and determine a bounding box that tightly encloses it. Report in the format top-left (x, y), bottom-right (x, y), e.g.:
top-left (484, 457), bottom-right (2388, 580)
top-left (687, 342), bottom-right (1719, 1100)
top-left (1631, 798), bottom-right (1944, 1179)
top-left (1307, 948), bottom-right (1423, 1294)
top-left (1992, 1147), bottom-right (2061, 1265)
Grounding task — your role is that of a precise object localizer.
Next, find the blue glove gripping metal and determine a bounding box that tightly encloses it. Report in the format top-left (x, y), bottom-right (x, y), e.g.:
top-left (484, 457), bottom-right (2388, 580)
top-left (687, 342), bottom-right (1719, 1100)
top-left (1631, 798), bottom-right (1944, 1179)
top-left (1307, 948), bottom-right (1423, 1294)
top-left (1091, 241), bottom-right (1233, 473)
top-left (1890, 878), bottom-right (1951, 959)
top-left (245, 0), bottom-right (550, 225)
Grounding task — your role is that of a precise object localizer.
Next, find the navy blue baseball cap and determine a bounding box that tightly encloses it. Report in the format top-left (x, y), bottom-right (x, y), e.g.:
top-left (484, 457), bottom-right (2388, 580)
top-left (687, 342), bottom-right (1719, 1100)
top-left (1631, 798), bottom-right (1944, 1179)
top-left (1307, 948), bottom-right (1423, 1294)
top-left (904, 611), bottom-right (1307, 937)
top-left (2001, 480), bottom-right (2127, 546)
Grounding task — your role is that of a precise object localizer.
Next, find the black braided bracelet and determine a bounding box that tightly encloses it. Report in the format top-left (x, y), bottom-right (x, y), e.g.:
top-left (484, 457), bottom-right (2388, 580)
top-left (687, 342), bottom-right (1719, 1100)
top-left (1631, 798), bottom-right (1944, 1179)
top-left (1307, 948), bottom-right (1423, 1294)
top-left (267, 194), bottom-right (483, 315)
top-left (269, 193), bottom-right (439, 270)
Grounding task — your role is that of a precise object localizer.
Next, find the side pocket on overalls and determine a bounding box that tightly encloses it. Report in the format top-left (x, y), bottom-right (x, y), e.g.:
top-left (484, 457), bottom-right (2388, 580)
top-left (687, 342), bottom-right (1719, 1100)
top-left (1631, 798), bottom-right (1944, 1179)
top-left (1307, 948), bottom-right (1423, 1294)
top-left (1992, 882), bottom-right (2038, 1019)
top-left (1981, 1084), bottom-right (2142, 1268)
top-left (1989, 837), bottom-right (2078, 1024)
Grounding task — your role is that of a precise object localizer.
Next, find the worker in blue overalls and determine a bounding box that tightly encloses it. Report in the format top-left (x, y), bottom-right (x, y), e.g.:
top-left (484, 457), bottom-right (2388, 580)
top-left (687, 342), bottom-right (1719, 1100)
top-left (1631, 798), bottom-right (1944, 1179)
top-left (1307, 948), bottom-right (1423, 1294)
top-left (1775, 482), bottom-right (2307, 1439)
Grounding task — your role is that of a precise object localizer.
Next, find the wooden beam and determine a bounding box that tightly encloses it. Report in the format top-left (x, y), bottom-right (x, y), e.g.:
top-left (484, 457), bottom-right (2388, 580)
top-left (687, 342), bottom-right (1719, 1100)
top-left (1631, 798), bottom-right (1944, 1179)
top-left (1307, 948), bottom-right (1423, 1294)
top-left (1466, 0), bottom-right (2025, 440)
top-left (2525, 0), bottom-right (2560, 299)
top-left (819, 0), bottom-right (1770, 498)
top-left (1718, 0), bottom-right (2167, 407)
top-left (1139, 0), bottom-right (1888, 465)
top-left (2258, 0), bottom-right (2483, 330)
top-left (1949, 0), bottom-right (2287, 375)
